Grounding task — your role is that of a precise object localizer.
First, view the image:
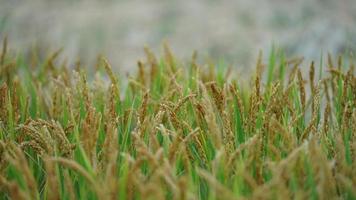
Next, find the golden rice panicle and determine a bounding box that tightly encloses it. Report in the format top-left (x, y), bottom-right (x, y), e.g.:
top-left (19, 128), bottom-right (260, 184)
top-left (168, 127), bottom-right (198, 165)
top-left (226, 134), bottom-right (259, 170)
top-left (192, 130), bottom-right (208, 165)
top-left (107, 83), bottom-right (118, 121)
top-left (167, 130), bottom-right (184, 163)
top-left (126, 158), bottom-right (144, 200)
top-left (323, 79), bottom-right (331, 103)
top-left (64, 87), bottom-right (77, 124)
top-left (146, 107), bottom-right (165, 151)
top-left (191, 97), bottom-right (206, 128)
top-left (341, 102), bottom-right (352, 136)
top-left (102, 57), bottom-right (120, 99)
top-left (81, 105), bottom-right (101, 167)
top-left (229, 82), bottom-right (245, 118)
top-left (327, 53), bottom-right (334, 69)
top-left (104, 160), bottom-right (119, 200)
top-left (312, 81), bottom-right (321, 123)
top-left (101, 119), bottom-right (119, 169)
top-left (191, 50), bottom-right (198, 75)
top-left (20, 120), bottom-right (55, 156)
top-left (166, 102), bottom-right (184, 131)
top-left (50, 81), bottom-right (62, 120)
top-left (197, 169), bottom-right (238, 200)
top-left (352, 71), bottom-right (356, 107)
top-left (287, 58), bottom-right (303, 85)
top-left (229, 82), bottom-right (247, 134)
top-left (247, 81), bottom-right (261, 134)
top-left (101, 124), bottom-right (120, 199)
top-left (208, 82), bottom-right (235, 153)
top-left (254, 72), bottom-right (261, 100)
top-left (6, 181), bottom-right (28, 200)
top-left (79, 71), bottom-right (91, 110)
top-left (44, 48), bottom-right (62, 76)
top-left (337, 54), bottom-right (343, 70)
top-left (352, 111), bottom-right (356, 158)
top-left (300, 114), bottom-right (317, 141)
top-left (269, 116), bottom-right (297, 151)
top-left (11, 77), bottom-right (21, 124)
top-left (174, 93), bottom-right (196, 113)
top-left (0, 141), bottom-right (6, 173)
top-left (177, 176), bottom-right (188, 200)
top-left (200, 82), bottom-right (222, 149)
top-left (137, 60), bottom-right (146, 87)
top-left (341, 68), bottom-right (353, 108)
top-left (297, 68), bottom-right (306, 111)
top-left (256, 50), bottom-right (264, 79)
top-left (163, 41), bottom-right (176, 74)
top-left (44, 158), bottom-right (60, 200)
top-left (138, 90), bottom-right (149, 127)
top-left (322, 102), bottom-right (331, 135)
top-left (309, 61), bottom-right (315, 94)
top-left (49, 157), bottom-right (104, 198)
top-left (251, 131), bottom-right (264, 185)
top-left (62, 170), bottom-right (76, 200)
top-left (282, 81), bottom-right (295, 116)
top-left (251, 68), bottom-right (263, 124)
top-left (0, 83), bottom-right (8, 123)
top-left (0, 36), bottom-right (8, 67)
top-left (59, 61), bottom-right (72, 87)
top-left (144, 46), bottom-right (158, 86)
top-left (222, 112), bottom-right (235, 155)
top-left (210, 82), bottom-right (225, 113)
top-left (50, 120), bottom-right (75, 157)
top-left (308, 137), bottom-right (337, 199)
top-left (5, 143), bottom-right (38, 199)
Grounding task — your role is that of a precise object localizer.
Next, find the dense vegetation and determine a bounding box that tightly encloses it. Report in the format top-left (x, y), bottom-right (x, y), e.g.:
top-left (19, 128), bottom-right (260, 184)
top-left (0, 38), bottom-right (355, 199)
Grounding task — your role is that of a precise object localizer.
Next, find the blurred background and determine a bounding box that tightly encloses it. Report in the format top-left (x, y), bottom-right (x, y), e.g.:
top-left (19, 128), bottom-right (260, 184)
top-left (1, 0), bottom-right (355, 73)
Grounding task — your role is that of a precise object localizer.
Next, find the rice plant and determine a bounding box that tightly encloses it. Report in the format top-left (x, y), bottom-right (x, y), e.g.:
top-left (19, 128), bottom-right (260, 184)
top-left (0, 37), bottom-right (355, 200)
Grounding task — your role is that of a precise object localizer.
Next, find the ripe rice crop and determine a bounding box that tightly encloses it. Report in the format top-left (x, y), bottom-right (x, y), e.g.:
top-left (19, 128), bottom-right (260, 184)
top-left (0, 37), bottom-right (355, 199)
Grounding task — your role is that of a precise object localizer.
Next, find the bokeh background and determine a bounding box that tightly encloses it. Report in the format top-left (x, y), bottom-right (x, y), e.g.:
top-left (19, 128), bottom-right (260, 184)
top-left (1, 0), bottom-right (355, 73)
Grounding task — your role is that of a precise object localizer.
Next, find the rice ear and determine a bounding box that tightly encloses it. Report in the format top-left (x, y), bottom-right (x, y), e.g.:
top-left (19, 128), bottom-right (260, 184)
top-left (5, 143), bottom-right (39, 200)
top-left (197, 169), bottom-right (239, 200)
top-left (48, 157), bottom-right (105, 199)
top-left (44, 157), bottom-right (60, 200)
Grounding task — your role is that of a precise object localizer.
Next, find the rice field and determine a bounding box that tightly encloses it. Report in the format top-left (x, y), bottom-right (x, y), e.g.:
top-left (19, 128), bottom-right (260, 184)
top-left (0, 37), bottom-right (355, 199)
